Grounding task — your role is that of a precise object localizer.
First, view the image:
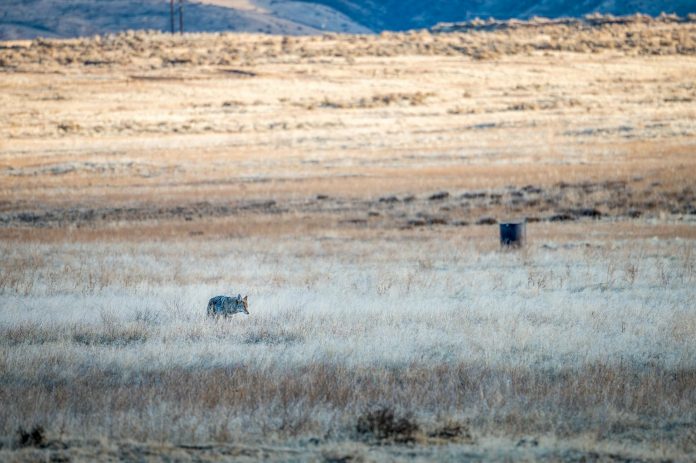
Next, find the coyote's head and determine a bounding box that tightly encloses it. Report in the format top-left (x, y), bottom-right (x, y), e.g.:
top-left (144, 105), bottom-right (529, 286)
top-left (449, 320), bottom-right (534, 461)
top-left (241, 295), bottom-right (249, 314)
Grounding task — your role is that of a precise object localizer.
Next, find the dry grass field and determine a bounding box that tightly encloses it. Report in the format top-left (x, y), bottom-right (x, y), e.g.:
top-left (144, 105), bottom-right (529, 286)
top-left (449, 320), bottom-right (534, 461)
top-left (1, 16), bottom-right (696, 462)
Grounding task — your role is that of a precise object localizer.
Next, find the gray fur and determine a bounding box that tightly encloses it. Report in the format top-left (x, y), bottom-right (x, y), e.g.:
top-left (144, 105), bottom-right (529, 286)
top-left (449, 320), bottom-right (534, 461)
top-left (207, 294), bottom-right (249, 317)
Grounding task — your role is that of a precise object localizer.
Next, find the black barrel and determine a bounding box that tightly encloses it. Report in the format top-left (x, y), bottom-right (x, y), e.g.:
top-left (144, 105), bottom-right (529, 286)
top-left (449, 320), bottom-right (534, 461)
top-left (500, 221), bottom-right (526, 247)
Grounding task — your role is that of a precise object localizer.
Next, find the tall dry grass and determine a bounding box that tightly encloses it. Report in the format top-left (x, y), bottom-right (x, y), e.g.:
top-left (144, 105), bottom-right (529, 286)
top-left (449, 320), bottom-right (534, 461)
top-left (1, 234), bottom-right (694, 454)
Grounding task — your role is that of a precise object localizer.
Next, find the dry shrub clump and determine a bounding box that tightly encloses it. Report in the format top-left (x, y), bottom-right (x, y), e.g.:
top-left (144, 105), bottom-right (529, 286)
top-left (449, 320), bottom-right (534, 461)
top-left (16, 425), bottom-right (45, 448)
top-left (318, 92), bottom-right (435, 110)
top-left (356, 407), bottom-right (419, 443)
top-left (428, 421), bottom-right (472, 441)
top-left (1, 16), bottom-right (694, 72)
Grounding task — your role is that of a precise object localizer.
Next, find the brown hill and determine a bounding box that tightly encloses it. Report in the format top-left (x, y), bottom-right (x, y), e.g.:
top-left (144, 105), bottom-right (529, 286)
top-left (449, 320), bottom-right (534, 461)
top-left (0, 0), bottom-right (370, 40)
top-left (1, 0), bottom-right (694, 39)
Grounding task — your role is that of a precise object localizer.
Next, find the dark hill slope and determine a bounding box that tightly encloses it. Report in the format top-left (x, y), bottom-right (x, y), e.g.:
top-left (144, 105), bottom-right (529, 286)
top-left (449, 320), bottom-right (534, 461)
top-left (311, 0), bottom-right (694, 30)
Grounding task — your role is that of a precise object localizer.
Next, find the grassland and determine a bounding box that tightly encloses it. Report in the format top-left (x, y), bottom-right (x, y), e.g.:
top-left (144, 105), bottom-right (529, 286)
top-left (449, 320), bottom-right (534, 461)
top-left (1, 16), bottom-right (696, 462)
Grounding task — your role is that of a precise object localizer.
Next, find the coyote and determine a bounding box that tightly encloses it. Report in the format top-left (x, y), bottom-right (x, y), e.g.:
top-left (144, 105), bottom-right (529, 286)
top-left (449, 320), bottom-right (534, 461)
top-left (207, 294), bottom-right (249, 317)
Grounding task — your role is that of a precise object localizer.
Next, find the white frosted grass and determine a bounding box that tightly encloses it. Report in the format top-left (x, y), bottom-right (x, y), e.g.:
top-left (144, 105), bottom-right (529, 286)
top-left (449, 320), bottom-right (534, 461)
top-left (1, 236), bottom-right (695, 378)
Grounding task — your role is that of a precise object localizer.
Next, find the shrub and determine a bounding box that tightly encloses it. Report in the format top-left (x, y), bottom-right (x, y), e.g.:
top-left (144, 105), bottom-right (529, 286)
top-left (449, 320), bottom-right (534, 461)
top-left (428, 421), bottom-right (474, 443)
top-left (355, 407), bottom-right (419, 443)
top-left (16, 425), bottom-right (45, 448)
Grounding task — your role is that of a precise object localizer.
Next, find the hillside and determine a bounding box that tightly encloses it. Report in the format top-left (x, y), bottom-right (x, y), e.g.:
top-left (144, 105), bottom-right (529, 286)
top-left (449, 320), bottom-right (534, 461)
top-left (0, 0), bottom-right (694, 39)
top-left (310, 0), bottom-right (695, 31)
top-left (0, 0), bottom-right (370, 40)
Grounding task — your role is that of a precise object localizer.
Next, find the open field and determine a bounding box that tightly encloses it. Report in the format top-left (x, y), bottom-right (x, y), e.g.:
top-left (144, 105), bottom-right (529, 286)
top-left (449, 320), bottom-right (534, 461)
top-left (2, 231), bottom-right (696, 462)
top-left (1, 17), bottom-right (696, 461)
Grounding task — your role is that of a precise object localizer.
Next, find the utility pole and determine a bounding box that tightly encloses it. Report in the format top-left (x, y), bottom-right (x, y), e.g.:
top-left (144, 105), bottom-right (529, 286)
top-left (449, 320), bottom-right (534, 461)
top-left (170, 0), bottom-right (175, 34)
top-left (179, 0), bottom-right (184, 34)
top-left (170, 0), bottom-right (184, 34)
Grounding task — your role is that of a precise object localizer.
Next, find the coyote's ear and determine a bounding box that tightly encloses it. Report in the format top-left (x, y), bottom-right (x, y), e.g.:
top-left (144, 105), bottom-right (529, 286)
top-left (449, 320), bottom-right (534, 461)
top-left (243, 295), bottom-right (248, 302)
top-left (237, 293), bottom-right (241, 299)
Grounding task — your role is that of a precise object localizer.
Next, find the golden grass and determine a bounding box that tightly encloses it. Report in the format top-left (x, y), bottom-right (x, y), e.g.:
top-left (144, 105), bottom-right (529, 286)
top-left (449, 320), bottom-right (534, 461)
top-left (2, 49), bottom-right (696, 225)
top-left (1, 233), bottom-right (695, 461)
